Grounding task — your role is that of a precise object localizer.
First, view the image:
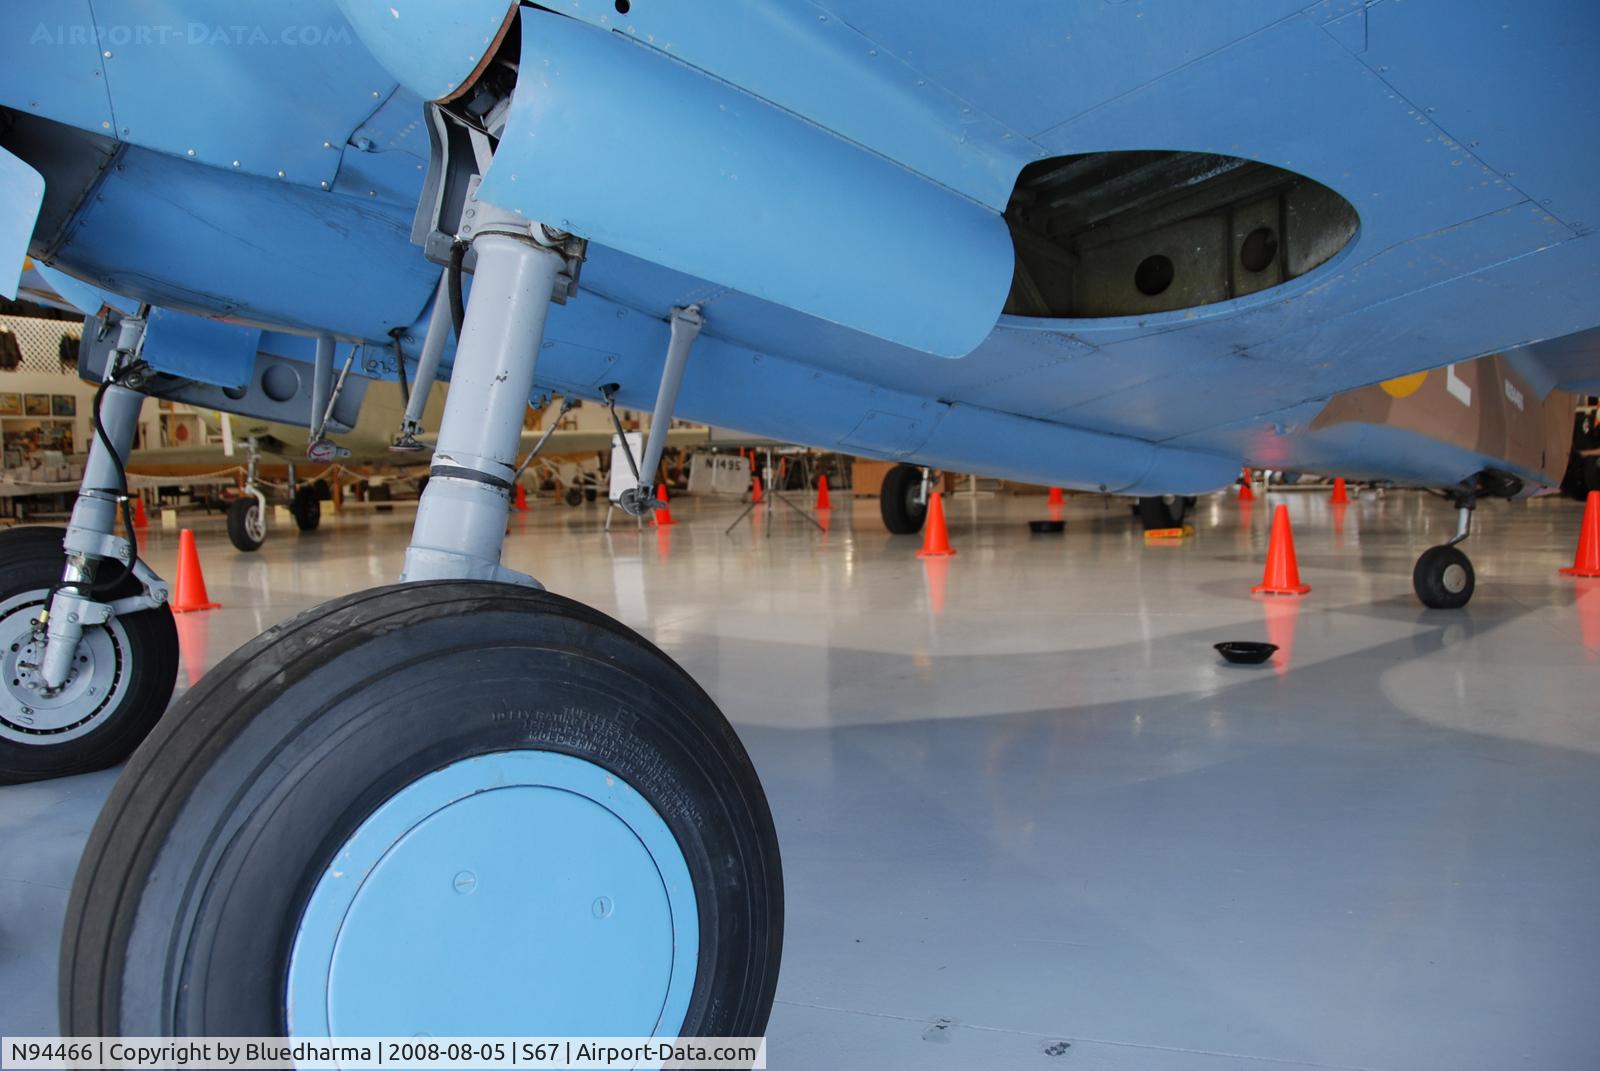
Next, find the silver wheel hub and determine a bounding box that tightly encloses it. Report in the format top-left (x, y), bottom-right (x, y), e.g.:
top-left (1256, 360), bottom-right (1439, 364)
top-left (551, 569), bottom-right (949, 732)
top-left (245, 504), bottom-right (266, 543)
top-left (1442, 563), bottom-right (1468, 594)
top-left (0, 589), bottom-right (131, 743)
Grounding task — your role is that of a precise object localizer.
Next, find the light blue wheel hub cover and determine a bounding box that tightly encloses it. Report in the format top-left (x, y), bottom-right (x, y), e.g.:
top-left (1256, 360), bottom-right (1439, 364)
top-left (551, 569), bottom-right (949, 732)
top-left (287, 751), bottom-right (698, 1037)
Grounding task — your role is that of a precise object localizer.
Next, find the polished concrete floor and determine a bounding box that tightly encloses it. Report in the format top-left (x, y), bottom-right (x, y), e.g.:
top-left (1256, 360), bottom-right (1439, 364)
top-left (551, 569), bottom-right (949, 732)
top-left (3, 487), bottom-right (1598, 1069)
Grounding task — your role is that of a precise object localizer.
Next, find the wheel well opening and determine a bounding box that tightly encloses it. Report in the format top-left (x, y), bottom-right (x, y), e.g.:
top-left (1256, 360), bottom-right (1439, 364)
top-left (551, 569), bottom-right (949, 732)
top-left (1003, 150), bottom-right (1358, 319)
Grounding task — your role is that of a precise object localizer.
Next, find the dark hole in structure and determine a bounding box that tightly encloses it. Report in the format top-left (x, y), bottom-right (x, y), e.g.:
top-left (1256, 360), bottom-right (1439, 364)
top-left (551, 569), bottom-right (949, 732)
top-left (1004, 150), bottom-right (1358, 318)
top-left (1240, 226), bottom-right (1279, 273)
top-left (1134, 254), bottom-right (1174, 296)
top-left (614, 0), bottom-right (630, 12)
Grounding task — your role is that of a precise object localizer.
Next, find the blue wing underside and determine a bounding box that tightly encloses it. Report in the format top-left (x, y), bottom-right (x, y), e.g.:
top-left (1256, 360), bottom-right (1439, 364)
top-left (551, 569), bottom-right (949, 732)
top-left (2, 0), bottom-right (1596, 493)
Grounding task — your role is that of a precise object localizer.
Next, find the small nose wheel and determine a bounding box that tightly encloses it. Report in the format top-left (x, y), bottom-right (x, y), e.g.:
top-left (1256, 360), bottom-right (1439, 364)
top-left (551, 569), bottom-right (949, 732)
top-left (1413, 544), bottom-right (1475, 609)
top-left (1137, 494), bottom-right (1196, 532)
top-left (226, 497), bottom-right (266, 552)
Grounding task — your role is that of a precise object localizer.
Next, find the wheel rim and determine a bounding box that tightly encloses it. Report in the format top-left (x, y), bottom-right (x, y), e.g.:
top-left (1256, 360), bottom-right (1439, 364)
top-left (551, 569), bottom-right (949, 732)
top-left (1442, 562), bottom-right (1468, 594)
top-left (245, 504), bottom-right (266, 543)
top-left (0, 588), bottom-right (133, 743)
top-left (287, 751), bottom-right (699, 1038)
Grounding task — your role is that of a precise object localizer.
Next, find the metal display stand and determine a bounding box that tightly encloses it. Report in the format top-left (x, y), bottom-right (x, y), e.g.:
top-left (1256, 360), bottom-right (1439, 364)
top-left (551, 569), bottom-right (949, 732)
top-left (725, 447), bottom-right (824, 536)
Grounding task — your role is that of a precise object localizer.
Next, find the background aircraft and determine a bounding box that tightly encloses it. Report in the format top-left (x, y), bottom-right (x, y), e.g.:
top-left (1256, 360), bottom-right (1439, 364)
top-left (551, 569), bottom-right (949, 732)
top-left (115, 376), bottom-right (725, 549)
top-left (1, 0), bottom-right (1597, 1049)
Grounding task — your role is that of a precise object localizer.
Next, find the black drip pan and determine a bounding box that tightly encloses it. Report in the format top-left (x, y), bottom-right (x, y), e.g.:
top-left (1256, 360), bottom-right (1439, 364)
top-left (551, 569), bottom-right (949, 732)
top-left (1214, 641), bottom-right (1278, 665)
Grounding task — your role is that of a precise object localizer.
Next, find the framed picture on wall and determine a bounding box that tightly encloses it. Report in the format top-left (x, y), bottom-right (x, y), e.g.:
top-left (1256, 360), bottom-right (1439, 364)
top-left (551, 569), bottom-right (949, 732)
top-left (51, 394), bottom-right (77, 417)
top-left (0, 393), bottom-right (21, 416)
top-left (23, 394), bottom-right (50, 416)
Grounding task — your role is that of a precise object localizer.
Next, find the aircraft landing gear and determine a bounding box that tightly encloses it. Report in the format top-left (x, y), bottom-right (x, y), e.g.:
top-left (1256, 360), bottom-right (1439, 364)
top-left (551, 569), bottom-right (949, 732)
top-left (1413, 495), bottom-right (1476, 609)
top-left (225, 497), bottom-right (266, 552)
top-left (63, 201), bottom-right (784, 1040)
top-left (61, 582), bottom-right (782, 1038)
top-left (881, 463), bottom-right (934, 533)
top-left (289, 485), bottom-right (321, 532)
top-left (2, 314), bottom-right (177, 782)
top-left (225, 438), bottom-right (271, 553)
top-left (1137, 494), bottom-right (1195, 531)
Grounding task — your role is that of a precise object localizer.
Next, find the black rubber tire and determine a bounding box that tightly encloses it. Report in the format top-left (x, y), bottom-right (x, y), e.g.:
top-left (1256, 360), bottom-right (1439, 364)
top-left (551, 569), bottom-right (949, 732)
top-left (61, 581), bottom-right (783, 1039)
top-left (290, 488), bottom-right (320, 532)
top-left (1137, 495), bottom-right (1191, 531)
top-left (564, 487), bottom-right (583, 508)
top-left (226, 498), bottom-right (264, 552)
top-left (880, 463), bottom-right (928, 534)
top-left (585, 487), bottom-right (598, 503)
top-left (0, 527), bottom-right (178, 783)
top-left (1413, 544), bottom-right (1475, 609)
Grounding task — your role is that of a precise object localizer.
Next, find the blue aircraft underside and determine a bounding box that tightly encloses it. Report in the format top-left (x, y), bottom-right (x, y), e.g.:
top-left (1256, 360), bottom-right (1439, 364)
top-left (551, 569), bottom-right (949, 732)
top-left (1, 0), bottom-right (1597, 494)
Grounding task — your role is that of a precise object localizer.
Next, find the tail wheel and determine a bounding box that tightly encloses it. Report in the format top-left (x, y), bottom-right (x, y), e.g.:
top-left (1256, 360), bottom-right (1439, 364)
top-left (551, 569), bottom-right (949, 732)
top-left (227, 498), bottom-right (265, 552)
top-left (62, 582), bottom-right (783, 1039)
top-left (1413, 544), bottom-right (1475, 609)
top-left (880, 463), bottom-right (928, 534)
top-left (0, 527), bottom-right (177, 783)
top-left (290, 487), bottom-right (321, 532)
top-left (1137, 495), bottom-right (1193, 531)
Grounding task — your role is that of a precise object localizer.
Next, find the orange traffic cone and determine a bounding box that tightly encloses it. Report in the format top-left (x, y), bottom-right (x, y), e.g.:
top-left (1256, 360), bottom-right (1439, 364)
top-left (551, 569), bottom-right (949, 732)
top-left (132, 496), bottom-right (149, 529)
top-left (1561, 490), bottom-right (1600, 577)
top-left (1330, 477), bottom-right (1350, 504)
top-left (1252, 505), bottom-right (1310, 595)
top-left (171, 529), bottom-right (221, 612)
top-left (1238, 469), bottom-right (1254, 502)
top-left (653, 482), bottom-right (675, 526)
top-left (815, 474), bottom-right (832, 510)
top-left (1048, 486), bottom-right (1064, 507)
top-left (917, 491), bottom-right (957, 558)
top-left (751, 475), bottom-right (764, 504)
top-left (514, 483), bottom-right (529, 512)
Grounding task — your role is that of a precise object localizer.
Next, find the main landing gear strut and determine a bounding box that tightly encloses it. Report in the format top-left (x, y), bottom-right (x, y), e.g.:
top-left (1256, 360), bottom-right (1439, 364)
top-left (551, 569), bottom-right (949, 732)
top-left (62, 199), bottom-right (783, 1040)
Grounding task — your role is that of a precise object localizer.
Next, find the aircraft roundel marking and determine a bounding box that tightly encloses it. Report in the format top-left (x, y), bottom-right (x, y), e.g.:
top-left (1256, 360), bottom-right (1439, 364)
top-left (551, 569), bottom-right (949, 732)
top-left (1380, 372), bottom-right (1428, 398)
